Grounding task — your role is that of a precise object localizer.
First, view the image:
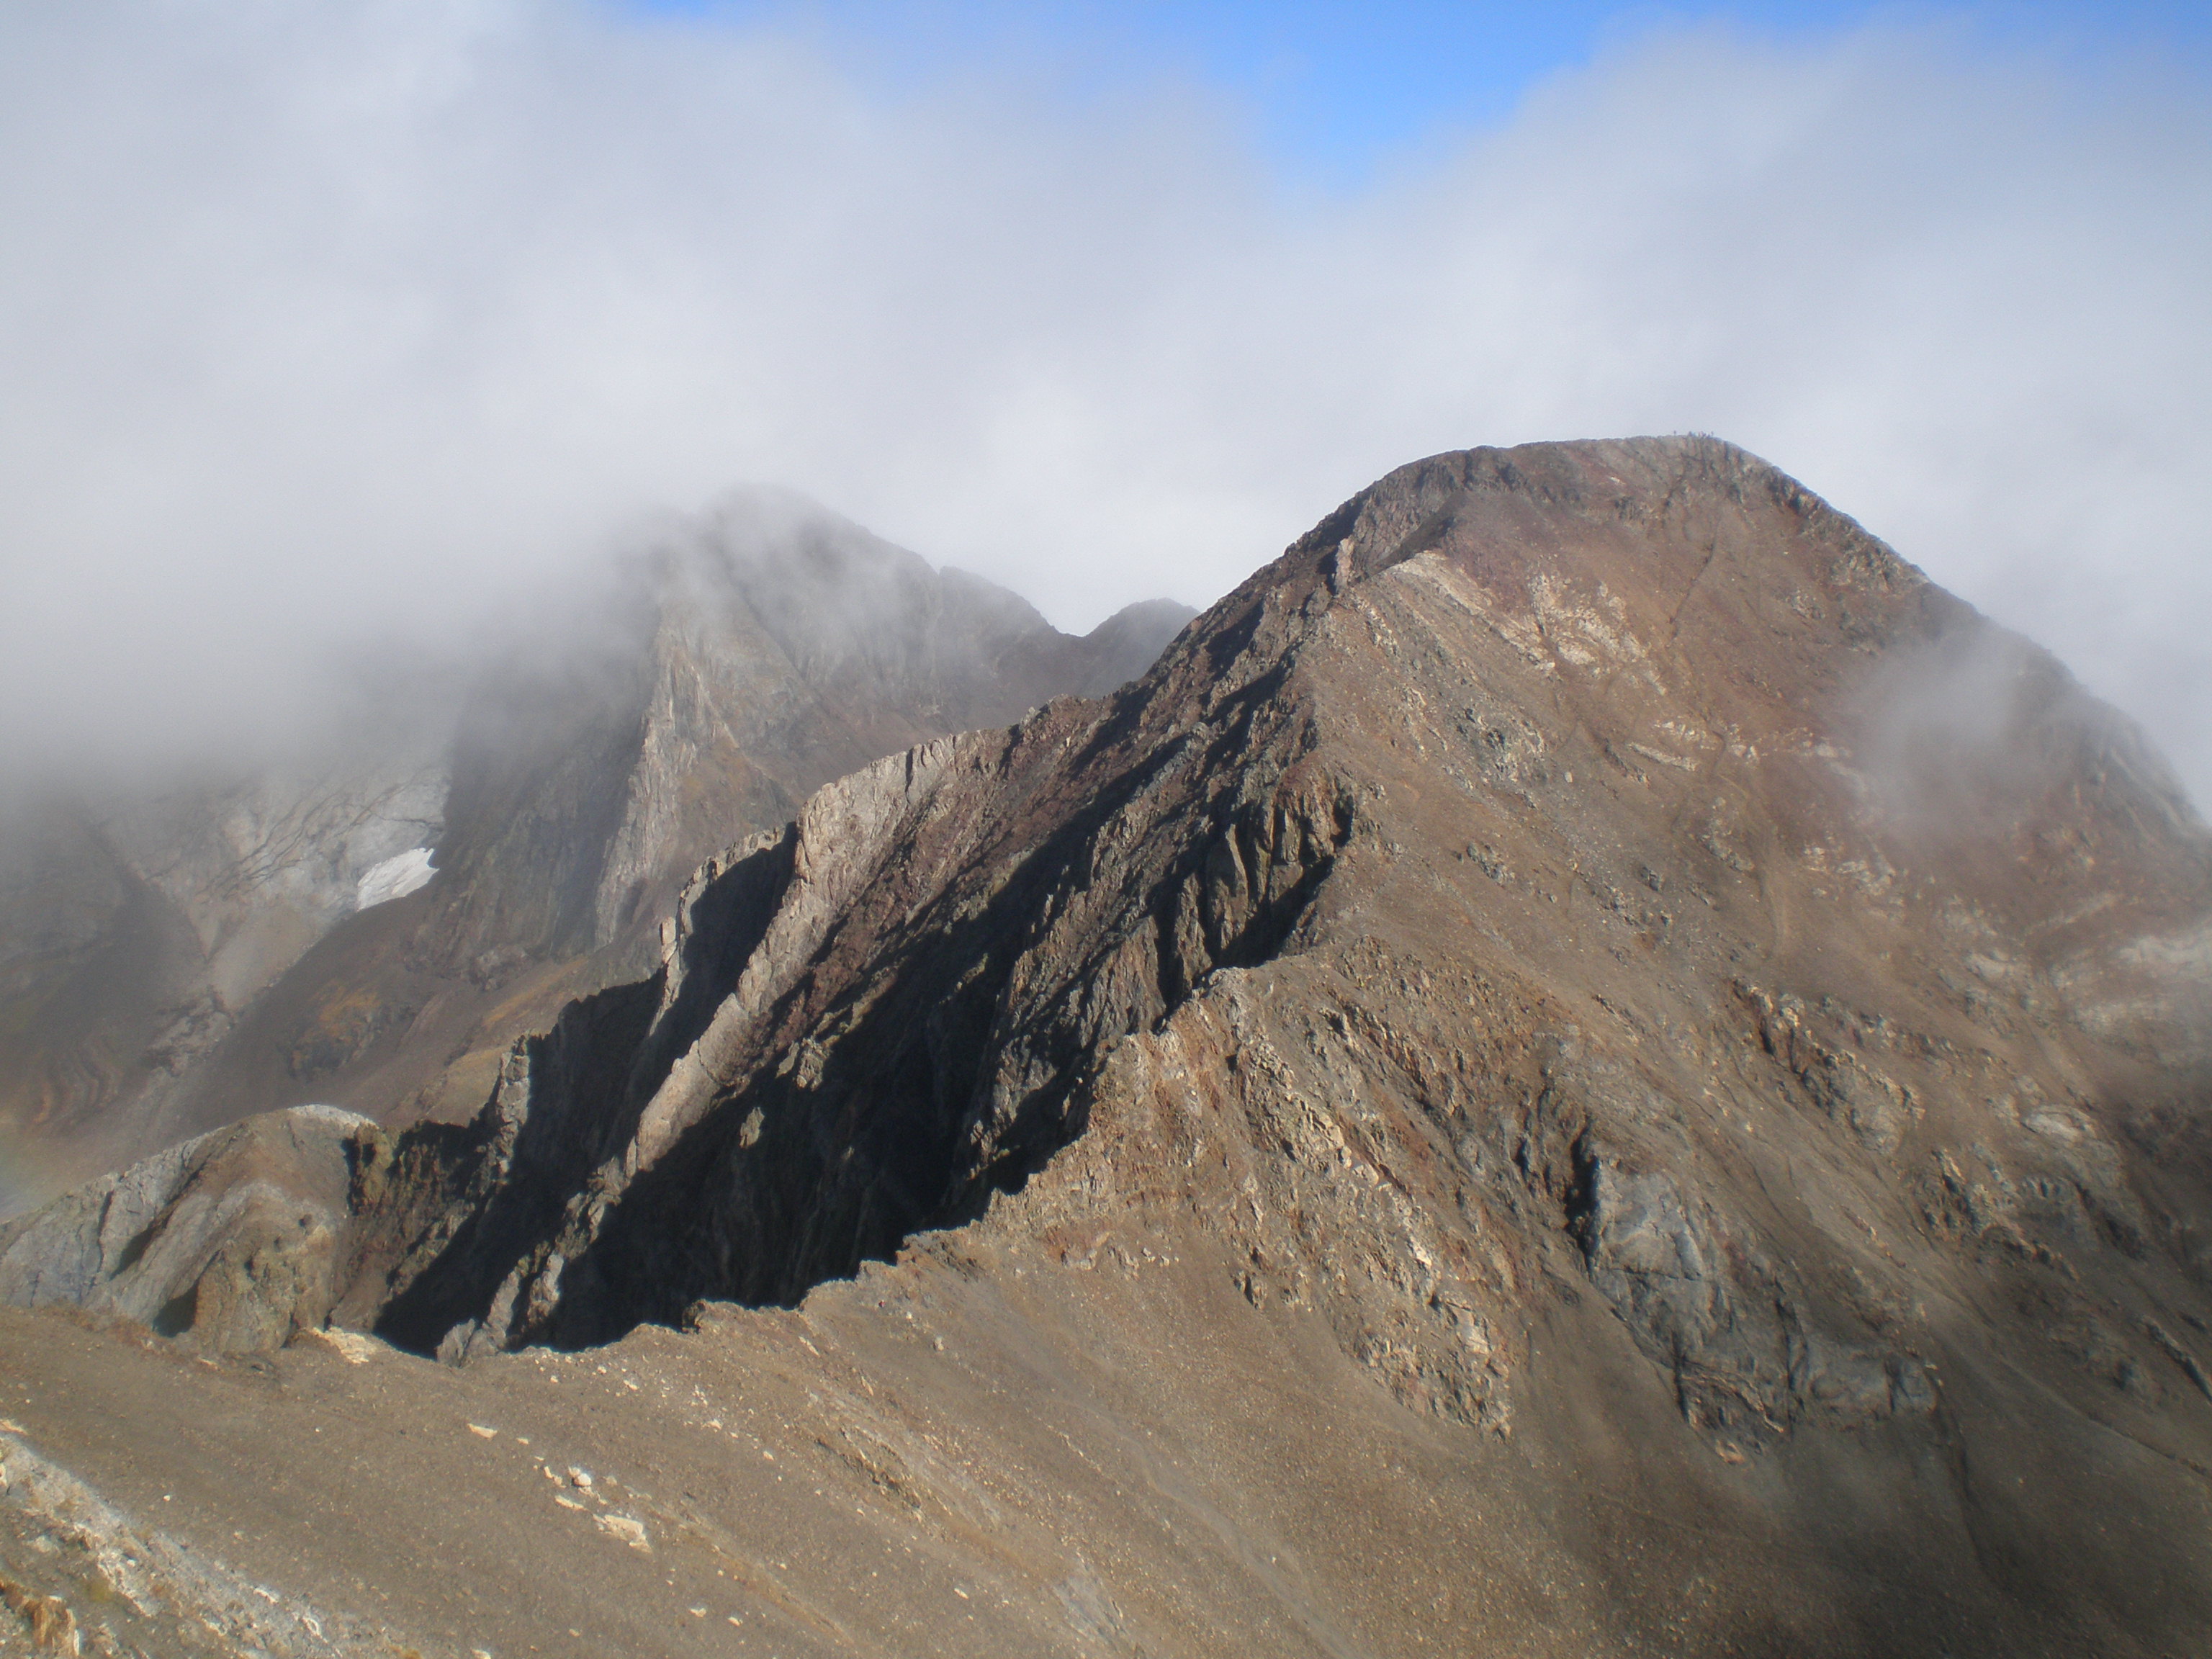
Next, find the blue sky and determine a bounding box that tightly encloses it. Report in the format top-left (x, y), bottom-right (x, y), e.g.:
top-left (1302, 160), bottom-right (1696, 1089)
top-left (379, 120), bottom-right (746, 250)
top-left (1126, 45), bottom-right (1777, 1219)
top-left (633, 1), bottom-right (2212, 182)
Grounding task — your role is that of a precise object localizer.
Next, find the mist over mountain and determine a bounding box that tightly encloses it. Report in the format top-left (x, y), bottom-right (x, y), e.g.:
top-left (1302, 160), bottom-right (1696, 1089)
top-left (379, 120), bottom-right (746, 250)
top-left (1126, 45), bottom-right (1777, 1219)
top-left (0, 4), bottom-right (2207, 1653)
top-left (1, 4), bottom-right (2206, 798)
top-left (4, 439), bottom-right (2208, 1655)
top-left (0, 492), bottom-right (1192, 1208)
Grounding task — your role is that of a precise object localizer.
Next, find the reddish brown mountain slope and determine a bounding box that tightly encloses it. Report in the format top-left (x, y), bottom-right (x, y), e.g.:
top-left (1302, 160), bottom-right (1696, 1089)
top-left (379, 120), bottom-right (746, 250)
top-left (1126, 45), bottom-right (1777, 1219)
top-left (4, 436), bottom-right (2210, 1658)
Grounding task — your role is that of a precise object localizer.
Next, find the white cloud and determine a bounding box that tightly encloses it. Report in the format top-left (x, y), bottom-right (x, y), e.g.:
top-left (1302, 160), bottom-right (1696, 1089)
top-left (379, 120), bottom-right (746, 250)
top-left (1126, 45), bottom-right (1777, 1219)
top-left (1, 4), bottom-right (2206, 800)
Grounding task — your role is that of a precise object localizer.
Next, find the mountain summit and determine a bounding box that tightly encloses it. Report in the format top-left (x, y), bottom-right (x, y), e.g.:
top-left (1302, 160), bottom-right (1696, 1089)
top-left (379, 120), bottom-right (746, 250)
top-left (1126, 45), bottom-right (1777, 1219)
top-left (5, 436), bottom-right (2210, 1656)
top-left (0, 495), bottom-right (1192, 1198)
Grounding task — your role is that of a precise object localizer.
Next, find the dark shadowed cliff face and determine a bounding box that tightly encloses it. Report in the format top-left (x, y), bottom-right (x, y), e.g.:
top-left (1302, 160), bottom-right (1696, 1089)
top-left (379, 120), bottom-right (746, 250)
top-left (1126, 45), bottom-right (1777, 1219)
top-left (6, 436), bottom-right (2211, 1658)
top-left (0, 493), bottom-right (1192, 1202)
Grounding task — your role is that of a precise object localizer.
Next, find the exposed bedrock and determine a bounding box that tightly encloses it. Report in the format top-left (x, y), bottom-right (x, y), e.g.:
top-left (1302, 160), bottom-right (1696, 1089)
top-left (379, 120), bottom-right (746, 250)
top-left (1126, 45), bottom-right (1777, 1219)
top-left (13, 435), bottom-right (2212, 1651)
top-left (0, 493), bottom-right (1194, 1192)
top-left (0, 1103), bottom-right (370, 1352)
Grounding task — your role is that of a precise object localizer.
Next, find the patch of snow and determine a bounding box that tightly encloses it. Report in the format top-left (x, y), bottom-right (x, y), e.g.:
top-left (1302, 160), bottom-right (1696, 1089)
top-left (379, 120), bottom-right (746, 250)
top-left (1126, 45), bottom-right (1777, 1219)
top-left (355, 847), bottom-right (436, 910)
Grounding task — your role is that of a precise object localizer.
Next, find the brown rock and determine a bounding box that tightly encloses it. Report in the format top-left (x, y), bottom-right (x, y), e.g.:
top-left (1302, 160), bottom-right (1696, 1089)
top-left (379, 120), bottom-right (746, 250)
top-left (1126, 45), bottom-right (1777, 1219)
top-left (8, 437), bottom-right (2211, 1654)
top-left (0, 495), bottom-right (1191, 1202)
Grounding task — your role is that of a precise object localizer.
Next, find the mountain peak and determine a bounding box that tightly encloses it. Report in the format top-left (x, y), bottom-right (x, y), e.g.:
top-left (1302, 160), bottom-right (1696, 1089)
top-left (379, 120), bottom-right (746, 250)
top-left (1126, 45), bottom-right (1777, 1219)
top-left (0, 497), bottom-right (1192, 1194)
top-left (6, 441), bottom-right (2211, 1653)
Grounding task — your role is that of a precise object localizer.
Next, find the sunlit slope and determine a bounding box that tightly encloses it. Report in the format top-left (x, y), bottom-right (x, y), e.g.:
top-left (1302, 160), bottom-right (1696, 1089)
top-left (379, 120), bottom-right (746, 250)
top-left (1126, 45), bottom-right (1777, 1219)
top-left (6, 436), bottom-right (2211, 1655)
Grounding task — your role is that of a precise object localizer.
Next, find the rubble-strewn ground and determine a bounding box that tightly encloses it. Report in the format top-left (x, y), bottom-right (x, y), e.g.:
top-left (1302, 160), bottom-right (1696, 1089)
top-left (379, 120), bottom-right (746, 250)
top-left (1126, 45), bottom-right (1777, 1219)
top-left (6, 1183), bottom-right (2208, 1659)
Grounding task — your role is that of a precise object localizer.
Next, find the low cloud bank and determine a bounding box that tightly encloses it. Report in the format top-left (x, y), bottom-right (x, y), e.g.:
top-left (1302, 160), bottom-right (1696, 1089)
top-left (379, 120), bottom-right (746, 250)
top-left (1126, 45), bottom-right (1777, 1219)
top-left (1, 4), bottom-right (2206, 800)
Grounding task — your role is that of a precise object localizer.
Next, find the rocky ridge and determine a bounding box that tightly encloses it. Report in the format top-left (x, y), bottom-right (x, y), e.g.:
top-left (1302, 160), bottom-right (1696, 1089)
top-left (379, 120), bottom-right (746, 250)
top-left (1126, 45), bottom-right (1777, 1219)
top-left (0, 494), bottom-right (1191, 1206)
top-left (4, 436), bottom-right (2211, 1655)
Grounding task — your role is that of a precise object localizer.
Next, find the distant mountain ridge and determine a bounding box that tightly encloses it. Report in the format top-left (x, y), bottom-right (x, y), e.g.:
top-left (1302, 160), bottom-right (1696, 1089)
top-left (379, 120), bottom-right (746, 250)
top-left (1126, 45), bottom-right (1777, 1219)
top-left (0, 493), bottom-right (1193, 1207)
top-left (4, 436), bottom-right (2210, 1653)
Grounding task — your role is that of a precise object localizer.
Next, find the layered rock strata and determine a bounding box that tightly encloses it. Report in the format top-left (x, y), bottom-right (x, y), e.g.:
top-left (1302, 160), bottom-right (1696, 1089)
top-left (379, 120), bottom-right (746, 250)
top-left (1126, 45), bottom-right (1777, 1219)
top-left (0, 495), bottom-right (1191, 1197)
top-left (0, 1104), bottom-right (368, 1351)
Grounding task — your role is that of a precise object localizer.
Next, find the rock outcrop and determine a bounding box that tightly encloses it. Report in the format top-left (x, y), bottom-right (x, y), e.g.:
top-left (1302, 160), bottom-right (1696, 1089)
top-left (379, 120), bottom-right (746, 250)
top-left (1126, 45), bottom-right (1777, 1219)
top-left (7, 436), bottom-right (2211, 1655)
top-left (0, 749), bottom-right (449, 1194)
top-left (0, 1104), bottom-right (368, 1352)
top-left (0, 494), bottom-right (1192, 1202)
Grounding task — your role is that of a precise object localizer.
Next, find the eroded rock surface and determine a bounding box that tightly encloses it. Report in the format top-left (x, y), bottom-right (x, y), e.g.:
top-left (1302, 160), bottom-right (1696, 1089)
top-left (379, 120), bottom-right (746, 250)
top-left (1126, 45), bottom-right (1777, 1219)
top-left (7, 436), bottom-right (2211, 1655)
top-left (0, 494), bottom-right (1192, 1202)
top-left (0, 1104), bottom-right (369, 1352)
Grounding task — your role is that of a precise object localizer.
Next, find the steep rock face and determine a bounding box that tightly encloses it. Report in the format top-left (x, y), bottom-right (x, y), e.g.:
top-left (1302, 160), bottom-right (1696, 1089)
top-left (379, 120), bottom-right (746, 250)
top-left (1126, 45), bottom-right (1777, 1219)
top-left (212, 500), bottom-right (1192, 1148)
top-left (322, 435), bottom-right (2212, 1647)
top-left (10, 436), bottom-right (2212, 1653)
top-left (0, 495), bottom-right (1192, 1198)
top-left (418, 493), bottom-right (1187, 984)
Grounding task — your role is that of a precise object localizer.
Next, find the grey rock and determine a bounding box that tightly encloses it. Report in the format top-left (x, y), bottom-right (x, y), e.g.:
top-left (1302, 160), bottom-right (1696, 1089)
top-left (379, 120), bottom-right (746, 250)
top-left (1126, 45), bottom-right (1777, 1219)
top-left (0, 1104), bottom-right (367, 1349)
